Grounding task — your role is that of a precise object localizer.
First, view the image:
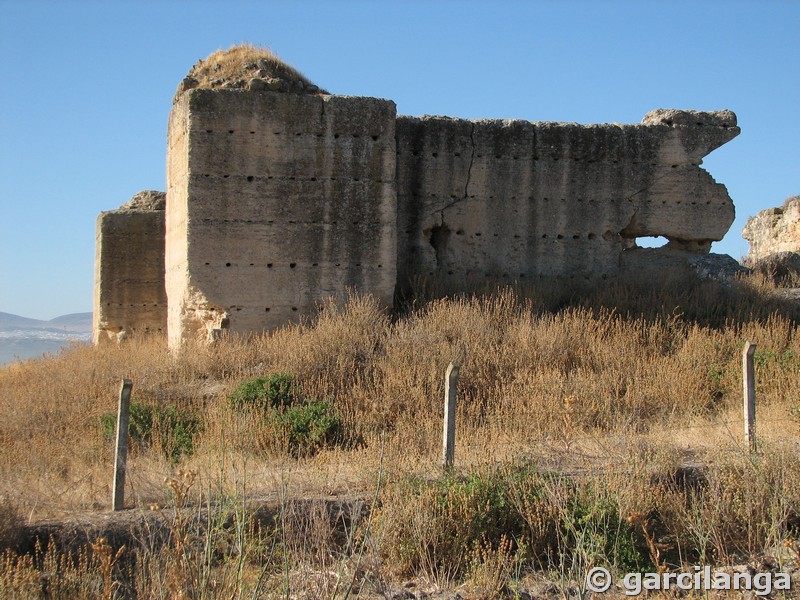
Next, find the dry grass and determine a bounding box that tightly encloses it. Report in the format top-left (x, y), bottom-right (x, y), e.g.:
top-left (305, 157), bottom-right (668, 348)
top-left (782, 194), bottom-right (800, 209)
top-left (176, 43), bottom-right (326, 100)
top-left (0, 496), bottom-right (21, 552)
top-left (1, 273), bottom-right (800, 596)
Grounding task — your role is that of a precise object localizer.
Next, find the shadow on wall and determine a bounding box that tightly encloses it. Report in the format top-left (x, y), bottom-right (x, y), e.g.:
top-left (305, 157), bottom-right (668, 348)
top-left (396, 270), bottom-right (800, 330)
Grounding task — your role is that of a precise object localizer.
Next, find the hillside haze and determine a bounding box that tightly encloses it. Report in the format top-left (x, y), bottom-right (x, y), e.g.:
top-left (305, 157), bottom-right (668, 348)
top-left (0, 311), bottom-right (92, 365)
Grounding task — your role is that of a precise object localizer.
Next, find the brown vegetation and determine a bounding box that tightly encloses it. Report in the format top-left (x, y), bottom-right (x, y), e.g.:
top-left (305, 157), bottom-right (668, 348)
top-left (1, 273), bottom-right (800, 596)
top-left (175, 44), bottom-right (326, 101)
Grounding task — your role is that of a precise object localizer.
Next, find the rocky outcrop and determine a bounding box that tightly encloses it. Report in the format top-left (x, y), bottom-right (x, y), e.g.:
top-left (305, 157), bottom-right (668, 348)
top-left (743, 196), bottom-right (800, 263)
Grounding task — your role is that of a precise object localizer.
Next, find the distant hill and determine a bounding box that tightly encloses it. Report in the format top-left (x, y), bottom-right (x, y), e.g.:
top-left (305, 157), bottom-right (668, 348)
top-left (0, 311), bottom-right (92, 332)
top-left (0, 312), bottom-right (44, 330)
top-left (48, 313), bottom-right (94, 328)
top-left (0, 311), bottom-right (92, 365)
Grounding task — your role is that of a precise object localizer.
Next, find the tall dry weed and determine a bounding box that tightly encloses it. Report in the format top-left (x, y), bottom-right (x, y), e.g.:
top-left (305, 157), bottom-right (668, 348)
top-left (0, 272), bottom-right (798, 561)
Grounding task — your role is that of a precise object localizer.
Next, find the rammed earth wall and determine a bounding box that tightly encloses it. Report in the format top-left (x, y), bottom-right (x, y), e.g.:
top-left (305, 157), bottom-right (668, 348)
top-left (165, 90), bottom-right (397, 348)
top-left (93, 191), bottom-right (167, 344)
top-left (395, 111), bottom-right (738, 292)
top-left (94, 89), bottom-right (740, 349)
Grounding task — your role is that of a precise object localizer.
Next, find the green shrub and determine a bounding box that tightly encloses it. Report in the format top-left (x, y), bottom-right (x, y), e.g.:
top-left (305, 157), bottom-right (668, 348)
top-left (373, 464), bottom-right (650, 582)
top-left (229, 373), bottom-right (294, 411)
top-left (373, 466), bottom-right (533, 580)
top-left (755, 348), bottom-right (799, 371)
top-left (230, 374), bottom-right (345, 456)
top-left (562, 485), bottom-right (647, 574)
top-left (155, 404), bottom-right (203, 462)
top-left (100, 400), bottom-right (202, 463)
top-left (100, 401), bottom-right (154, 447)
top-left (273, 398), bottom-right (342, 456)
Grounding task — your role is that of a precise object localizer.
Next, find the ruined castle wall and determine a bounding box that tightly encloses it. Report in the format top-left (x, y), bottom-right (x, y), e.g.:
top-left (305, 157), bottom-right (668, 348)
top-left (93, 192), bottom-right (167, 344)
top-left (95, 96), bottom-right (739, 349)
top-left (395, 110), bottom-right (738, 291)
top-left (166, 90), bottom-right (396, 348)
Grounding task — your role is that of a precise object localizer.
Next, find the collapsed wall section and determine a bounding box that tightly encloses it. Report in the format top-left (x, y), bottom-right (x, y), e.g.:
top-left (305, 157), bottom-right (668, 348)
top-left (395, 109), bottom-right (739, 291)
top-left (93, 191), bottom-right (167, 344)
top-left (166, 89), bottom-right (397, 348)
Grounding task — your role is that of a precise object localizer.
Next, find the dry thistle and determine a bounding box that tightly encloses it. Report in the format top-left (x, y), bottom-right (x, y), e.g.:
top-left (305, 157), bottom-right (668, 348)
top-left (783, 538), bottom-right (800, 562)
top-left (627, 512), bottom-right (667, 575)
top-left (163, 469), bottom-right (198, 598)
top-left (90, 537), bottom-right (125, 600)
top-left (467, 534), bottom-right (516, 599)
top-left (561, 395), bottom-right (577, 447)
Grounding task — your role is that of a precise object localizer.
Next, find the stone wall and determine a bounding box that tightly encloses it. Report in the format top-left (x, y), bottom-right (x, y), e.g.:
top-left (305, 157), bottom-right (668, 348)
top-left (93, 191), bottom-right (167, 344)
top-left (165, 89), bottom-right (397, 348)
top-left (94, 87), bottom-right (741, 349)
top-left (396, 109), bottom-right (739, 292)
top-left (742, 196), bottom-right (800, 264)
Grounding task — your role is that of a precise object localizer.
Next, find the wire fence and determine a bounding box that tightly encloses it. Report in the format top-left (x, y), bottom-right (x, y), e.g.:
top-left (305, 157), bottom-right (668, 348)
top-left (5, 338), bottom-right (799, 521)
top-left (438, 341), bottom-right (800, 475)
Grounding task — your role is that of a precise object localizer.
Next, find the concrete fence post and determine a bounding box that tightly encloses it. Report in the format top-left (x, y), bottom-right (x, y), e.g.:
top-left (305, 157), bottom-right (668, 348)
top-left (112, 379), bottom-right (133, 511)
top-left (742, 341), bottom-right (756, 452)
top-left (442, 362), bottom-right (460, 470)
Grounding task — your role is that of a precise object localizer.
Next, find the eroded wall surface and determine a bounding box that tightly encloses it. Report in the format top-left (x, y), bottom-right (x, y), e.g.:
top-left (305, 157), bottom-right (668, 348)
top-left (395, 109), bottom-right (739, 291)
top-left (93, 191), bottom-right (167, 344)
top-left (742, 196), bottom-right (800, 263)
top-left (166, 90), bottom-right (397, 348)
top-left (98, 97), bottom-right (739, 348)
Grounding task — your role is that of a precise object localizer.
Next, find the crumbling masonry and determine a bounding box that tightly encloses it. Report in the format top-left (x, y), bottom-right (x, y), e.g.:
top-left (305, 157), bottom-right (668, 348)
top-left (93, 64), bottom-right (740, 348)
top-left (93, 191), bottom-right (167, 344)
top-left (742, 196), bottom-right (800, 264)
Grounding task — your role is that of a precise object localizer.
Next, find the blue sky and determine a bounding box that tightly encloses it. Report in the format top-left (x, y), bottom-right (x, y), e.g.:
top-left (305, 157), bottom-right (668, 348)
top-left (1, 0), bottom-right (797, 320)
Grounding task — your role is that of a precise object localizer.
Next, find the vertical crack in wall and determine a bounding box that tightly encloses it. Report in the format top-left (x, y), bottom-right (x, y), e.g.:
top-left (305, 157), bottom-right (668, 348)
top-left (428, 125), bottom-right (473, 268)
top-left (435, 122), bottom-right (477, 217)
top-left (463, 121), bottom-right (476, 200)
